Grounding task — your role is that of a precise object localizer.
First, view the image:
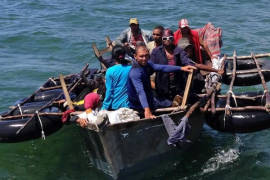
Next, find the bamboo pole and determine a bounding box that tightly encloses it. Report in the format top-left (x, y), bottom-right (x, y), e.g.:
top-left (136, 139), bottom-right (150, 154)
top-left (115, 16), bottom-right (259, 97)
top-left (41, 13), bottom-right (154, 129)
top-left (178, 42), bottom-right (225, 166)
top-left (227, 53), bottom-right (270, 60)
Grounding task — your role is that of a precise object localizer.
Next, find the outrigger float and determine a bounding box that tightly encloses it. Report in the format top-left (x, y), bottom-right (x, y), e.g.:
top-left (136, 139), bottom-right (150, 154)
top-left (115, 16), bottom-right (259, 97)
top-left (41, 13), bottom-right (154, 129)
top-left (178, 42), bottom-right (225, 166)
top-left (205, 51), bottom-right (270, 133)
top-left (1, 37), bottom-right (270, 178)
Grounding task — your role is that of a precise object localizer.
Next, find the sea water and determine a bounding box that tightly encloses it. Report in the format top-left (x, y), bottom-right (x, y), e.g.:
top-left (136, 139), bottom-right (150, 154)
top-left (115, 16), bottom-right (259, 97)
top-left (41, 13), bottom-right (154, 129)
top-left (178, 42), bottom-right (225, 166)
top-left (1, 0), bottom-right (270, 179)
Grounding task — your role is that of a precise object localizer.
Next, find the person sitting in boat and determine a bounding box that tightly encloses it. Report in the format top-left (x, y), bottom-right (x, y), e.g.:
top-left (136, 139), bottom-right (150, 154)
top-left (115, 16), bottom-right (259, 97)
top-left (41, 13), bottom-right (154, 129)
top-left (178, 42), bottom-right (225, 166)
top-left (72, 92), bottom-right (103, 128)
top-left (147, 25), bottom-right (164, 54)
top-left (127, 44), bottom-right (196, 119)
top-left (101, 45), bottom-right (132, 110)
top-left (114, 18), bottom-right (152, 57)
top-left (151, 29), bottom-right (221, 99)
top-left (177, 37), bottom-right (223, 93)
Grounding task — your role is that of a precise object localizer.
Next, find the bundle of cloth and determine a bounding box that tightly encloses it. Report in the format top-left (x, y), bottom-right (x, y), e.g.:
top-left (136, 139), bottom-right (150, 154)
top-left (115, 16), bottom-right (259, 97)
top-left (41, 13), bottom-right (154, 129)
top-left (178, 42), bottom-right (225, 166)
top-left (198, 22), bottom-right (223, 58)
top-left (197, 22), bottom-right (224, 89)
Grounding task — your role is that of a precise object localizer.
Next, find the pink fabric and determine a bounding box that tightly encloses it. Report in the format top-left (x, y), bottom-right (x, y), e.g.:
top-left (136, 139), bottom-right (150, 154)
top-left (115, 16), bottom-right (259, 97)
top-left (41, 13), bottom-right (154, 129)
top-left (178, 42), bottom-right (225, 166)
top-left (62, 109), bottom-right (75, 123)
top-left (84, 92), bottom-right (100, 110)
top-left (198, 22), bottom-right (222, 57)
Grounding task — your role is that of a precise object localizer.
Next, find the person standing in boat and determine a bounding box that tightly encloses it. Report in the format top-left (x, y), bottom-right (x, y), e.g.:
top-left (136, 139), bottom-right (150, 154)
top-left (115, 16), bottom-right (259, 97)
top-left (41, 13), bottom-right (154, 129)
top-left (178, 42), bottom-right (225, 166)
top-left (174, 19), bottom-right (208, 62)
top-left (101, 45), bottom-right (131, 110)
top-left (127, 44), bottom-right (196, 119)
top-left (114, 18), bottom-right (152, 57)
top-left (147, 25), bottom-right (164, 54)
top-left (146, 25), bottom-right (164, 89)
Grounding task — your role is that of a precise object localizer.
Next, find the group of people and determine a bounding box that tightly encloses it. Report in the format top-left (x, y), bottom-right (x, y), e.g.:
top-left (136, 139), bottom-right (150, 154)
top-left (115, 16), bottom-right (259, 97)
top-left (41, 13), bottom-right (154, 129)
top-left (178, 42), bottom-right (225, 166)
top-left (74, 17), bottom-right (224, 127)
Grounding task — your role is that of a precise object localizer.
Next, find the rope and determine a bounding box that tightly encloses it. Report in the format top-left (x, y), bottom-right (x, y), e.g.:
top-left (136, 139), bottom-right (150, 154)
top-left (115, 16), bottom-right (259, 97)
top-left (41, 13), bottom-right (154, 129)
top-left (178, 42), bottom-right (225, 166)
top-left (262, 90), bottom-right (270, 112)
top-left (224, 104), bottom-right (231, 128)
top-left (261, 90), bottom-right (268, 103)
top-left (17, 104), bottom-right (23, 119)
top-left (35, 111), bottom-right (46, 140)
top-left (227, 90), bottom-right (238, 107)
top-left (49, 78), bottom-right (57, 85)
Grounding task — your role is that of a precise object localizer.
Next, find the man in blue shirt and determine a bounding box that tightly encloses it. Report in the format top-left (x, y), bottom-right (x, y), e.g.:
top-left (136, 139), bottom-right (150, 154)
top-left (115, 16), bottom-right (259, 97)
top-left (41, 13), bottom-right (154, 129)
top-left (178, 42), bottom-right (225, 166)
top-left (101, 45), bottom-right (131, 110)
top-left (127, 45), bottom-right (196, 119)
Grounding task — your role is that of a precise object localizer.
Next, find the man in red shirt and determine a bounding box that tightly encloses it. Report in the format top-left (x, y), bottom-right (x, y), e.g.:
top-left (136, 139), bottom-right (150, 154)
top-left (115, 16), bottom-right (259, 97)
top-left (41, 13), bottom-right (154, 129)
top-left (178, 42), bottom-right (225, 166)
top-left (174, 19), bottom-right (208, 64)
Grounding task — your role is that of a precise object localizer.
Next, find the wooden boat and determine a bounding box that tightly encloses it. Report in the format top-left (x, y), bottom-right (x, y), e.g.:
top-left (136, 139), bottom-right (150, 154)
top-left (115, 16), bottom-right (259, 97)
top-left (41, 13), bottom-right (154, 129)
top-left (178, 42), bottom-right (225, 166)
top-left (78, 108), bottom-right (204, 179)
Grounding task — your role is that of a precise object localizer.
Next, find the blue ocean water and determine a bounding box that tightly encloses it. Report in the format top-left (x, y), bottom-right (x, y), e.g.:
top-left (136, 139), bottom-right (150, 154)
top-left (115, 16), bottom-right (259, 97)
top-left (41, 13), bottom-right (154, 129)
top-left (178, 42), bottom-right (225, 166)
top-left (1, 0), bottom-right (270, 179)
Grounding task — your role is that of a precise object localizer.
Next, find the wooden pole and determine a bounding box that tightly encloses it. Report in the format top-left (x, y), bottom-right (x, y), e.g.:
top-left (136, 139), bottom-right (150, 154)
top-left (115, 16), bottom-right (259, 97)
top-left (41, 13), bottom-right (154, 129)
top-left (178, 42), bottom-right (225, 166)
top-left (59, 74), bottom-right (74, 110)
top-left (206, 106), bottom-right (267, 112)
top-left (185, 101), bottom-right (200, 118)
top-left (105, 36), bottom-right (113, 49)
top-left (92, 43), bottom-right (108, 70)
top-left (155, 106), bottom-right (184, 113)
top-left (251, 53), bottom-right (270, 109)
top-left (0, 112), bottom-right (63, 120)
top-left (226, 69), bottom-right (270, 76)
top-left (198, 94), bottom-right (260, 101)
top-left (180, 69), bottom-right (194, 109)
top-left (227, 53), bottom-right (270, 60)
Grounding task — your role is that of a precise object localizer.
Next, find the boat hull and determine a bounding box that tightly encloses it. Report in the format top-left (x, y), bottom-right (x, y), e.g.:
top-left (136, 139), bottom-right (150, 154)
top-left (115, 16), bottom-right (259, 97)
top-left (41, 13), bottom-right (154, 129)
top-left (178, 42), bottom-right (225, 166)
top-left (80, 110), bottom-right (204, 179)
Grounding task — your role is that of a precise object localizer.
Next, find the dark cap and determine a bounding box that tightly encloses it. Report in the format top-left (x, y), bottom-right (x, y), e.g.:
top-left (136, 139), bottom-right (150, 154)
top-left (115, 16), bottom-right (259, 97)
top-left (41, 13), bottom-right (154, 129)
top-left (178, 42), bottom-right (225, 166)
top-left (177, 37), bottom-right (192, 49)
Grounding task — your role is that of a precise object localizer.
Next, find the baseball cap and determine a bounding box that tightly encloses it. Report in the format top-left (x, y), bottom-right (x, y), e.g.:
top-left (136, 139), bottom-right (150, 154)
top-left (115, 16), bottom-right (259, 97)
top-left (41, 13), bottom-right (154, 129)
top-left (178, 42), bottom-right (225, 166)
top-left (178, 18), bottom-right (189, 28)
top-left (129, 18), bottom-right (139, 25)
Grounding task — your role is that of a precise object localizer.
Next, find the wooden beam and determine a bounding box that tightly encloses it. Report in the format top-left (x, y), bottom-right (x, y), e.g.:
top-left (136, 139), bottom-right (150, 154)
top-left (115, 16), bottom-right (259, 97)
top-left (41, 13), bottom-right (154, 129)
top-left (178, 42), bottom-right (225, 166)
top-left (226, 69), bottom-right (270, 75)
top-left (206, 106), bottom-right (266, 112)
top-left (180, 69), bottom-right (194, 109)
top-left (227, 53), bottom-right (270, 60)
top-left (59, 74), bottom-right (74, 110)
